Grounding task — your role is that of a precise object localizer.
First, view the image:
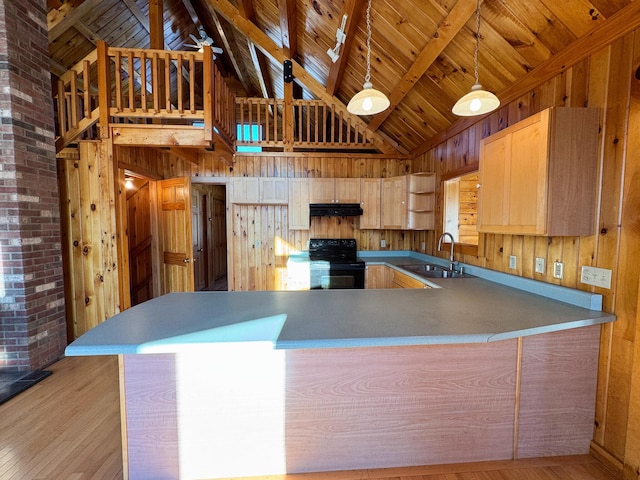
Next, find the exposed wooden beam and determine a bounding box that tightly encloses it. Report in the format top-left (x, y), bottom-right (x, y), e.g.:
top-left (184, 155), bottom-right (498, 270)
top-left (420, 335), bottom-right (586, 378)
top-left (112, 124), bottom-right (212, 147)
top-left (149, 0), bottom-right (165, 50)
top-left (412, 0), bottom-right (640, 156)
top-left (209, 0), bottom-right (397, 154)
top-left (158, 147), bottom-right (200, 165)
top-left (248, 41), bottom-right (271, 98)
top-left (208, 8), bottom-right (251, 92)
top-left (73, 21), bottom-right (100, 44)
top-left (325, 0), bottom-right (365, 96)
top-left (277, 0), bottom-right (297, 58)
top-left (368, 0), bottom-right (479, 132)
top-left (47, 0), bottom-right (98, 42)
top-left (238, 0), bottom-right (272, 99)
top-left (123, 0), bottom-right (150, 33)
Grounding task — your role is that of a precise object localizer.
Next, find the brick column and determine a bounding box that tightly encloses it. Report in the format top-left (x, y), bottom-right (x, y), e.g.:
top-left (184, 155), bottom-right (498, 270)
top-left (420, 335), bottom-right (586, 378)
top-left (0, 0), bottom-right (66, 370)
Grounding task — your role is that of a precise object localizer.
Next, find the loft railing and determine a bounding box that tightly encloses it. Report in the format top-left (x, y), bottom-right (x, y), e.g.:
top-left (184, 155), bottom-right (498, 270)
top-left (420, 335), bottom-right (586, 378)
top-left (236, 97), bottom-right (377, 151)
top-left (53, 40), bottom-right (235, 152)
top-left (54, 41), bottom-right (379, 153)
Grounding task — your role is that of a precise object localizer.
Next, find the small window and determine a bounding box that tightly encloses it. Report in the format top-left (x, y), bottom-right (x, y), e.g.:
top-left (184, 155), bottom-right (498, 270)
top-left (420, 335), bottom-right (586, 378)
top-left (443, 172), bottom-right (479, 246)
top-left (236, 124), bottom-right (262, 153)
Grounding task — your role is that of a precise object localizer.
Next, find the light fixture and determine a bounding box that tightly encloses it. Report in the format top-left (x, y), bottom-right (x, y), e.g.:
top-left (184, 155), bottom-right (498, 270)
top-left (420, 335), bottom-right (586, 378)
top-left (125, 177), bottom-right (133, 190)
top-left (452, 0), bottom-right (500, 116)
top-left (327, 14), bottom-right (348, 63)
top-left (347, 0), bottom-right (389, 116)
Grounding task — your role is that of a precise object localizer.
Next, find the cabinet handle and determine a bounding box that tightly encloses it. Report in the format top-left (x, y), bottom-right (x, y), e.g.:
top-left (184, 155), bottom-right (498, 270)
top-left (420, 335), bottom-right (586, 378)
top-left (183, 258), bottom-right (191, 264)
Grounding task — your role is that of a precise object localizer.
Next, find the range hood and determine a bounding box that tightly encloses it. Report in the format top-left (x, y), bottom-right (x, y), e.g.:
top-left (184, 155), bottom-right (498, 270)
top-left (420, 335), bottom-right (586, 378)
top-left (309, 203), bottom-right (363, 217)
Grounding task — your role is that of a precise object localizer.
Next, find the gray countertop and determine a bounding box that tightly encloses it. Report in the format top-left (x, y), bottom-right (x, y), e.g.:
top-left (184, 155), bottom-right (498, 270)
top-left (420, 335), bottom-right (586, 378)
top-left (66, 253), bottom-right (615, 355)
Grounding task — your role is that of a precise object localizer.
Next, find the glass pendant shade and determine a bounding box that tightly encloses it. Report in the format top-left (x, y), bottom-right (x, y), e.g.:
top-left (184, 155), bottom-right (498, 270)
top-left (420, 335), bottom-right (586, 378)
top-left (347, 0), bottom-right (389, 116)
top-left (347, 81), bottom-right (390, 115)
top-left (452, 0), bottom-right (499, 117)
top-left (452, 83), bottom-right (500, 116)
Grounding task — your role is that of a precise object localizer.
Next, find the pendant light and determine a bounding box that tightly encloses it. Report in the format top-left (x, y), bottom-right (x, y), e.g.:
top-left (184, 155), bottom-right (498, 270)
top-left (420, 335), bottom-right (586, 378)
top-left (347, 0), bottom-right (389, 116)
top-left (452, 0), bottom-right (500, 116)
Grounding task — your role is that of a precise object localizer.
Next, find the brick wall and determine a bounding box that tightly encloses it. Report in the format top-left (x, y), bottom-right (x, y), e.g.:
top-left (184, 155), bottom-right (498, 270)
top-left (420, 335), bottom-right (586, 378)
top-left (0, 0), bottom-right (66, 370)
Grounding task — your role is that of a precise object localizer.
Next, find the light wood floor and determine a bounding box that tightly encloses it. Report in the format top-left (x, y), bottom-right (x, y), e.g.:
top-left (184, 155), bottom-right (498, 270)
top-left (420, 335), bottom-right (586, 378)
top-left (0, 355), bottom-right (621, 480)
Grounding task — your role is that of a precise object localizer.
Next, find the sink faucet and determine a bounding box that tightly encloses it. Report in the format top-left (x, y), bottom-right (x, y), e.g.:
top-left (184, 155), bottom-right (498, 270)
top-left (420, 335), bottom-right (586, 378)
top-left (437, 232), bottom-right (456, 271)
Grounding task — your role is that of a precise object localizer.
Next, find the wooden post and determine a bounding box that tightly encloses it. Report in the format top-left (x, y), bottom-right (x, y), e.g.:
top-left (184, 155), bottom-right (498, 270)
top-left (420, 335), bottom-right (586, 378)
top-left (97, 40), bottom-right (110, 139)
top-left (203, 46), bottom-right (213, 142)
top-left (284, 79), bottom-right (294, 151)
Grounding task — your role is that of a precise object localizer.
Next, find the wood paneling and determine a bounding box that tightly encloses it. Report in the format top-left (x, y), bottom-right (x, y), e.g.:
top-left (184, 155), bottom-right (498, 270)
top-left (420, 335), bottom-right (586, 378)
top-left (118, 327), bottom-right (600, 477)
top-left (415, 29), bottom-right (640, 475)
top-left (57, 142), bottom-right (119, 339)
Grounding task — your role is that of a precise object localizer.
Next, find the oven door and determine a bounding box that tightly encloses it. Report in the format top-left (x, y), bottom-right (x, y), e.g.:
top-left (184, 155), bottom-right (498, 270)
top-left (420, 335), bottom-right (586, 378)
top-left (309, 261), bottom-right (365, 289)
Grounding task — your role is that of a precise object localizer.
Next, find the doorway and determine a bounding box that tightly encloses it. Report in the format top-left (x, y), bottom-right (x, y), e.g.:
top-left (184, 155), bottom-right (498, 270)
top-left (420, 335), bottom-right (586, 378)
top-left (192, 184), bottom-right (227, 291)
top-left (126, 175), bottom-right (154, 306)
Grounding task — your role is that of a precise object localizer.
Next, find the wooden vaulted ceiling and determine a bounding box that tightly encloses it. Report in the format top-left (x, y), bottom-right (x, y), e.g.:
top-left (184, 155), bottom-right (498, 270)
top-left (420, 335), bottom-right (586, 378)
top-left (47, 0), bottom-right (640, 155)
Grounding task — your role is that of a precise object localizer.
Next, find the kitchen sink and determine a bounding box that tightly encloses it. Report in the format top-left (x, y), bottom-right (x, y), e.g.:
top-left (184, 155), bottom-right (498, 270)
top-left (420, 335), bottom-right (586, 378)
top-left (398, 264), bottom-right (473, 278)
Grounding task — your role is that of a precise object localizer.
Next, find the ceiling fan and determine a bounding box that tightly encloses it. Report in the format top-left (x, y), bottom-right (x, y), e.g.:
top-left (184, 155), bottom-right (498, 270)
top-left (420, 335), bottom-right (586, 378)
top-left (184, 30), bottom-right (223, 57)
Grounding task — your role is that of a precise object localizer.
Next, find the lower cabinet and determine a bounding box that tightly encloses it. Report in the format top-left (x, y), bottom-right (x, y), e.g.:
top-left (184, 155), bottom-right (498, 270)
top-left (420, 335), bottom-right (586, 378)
top-left (365, 265), bottom-right (389, 288)
top-left (366, 265), bottom-right (428, 289)
top-left (390, 268), bottom-right (429, 289)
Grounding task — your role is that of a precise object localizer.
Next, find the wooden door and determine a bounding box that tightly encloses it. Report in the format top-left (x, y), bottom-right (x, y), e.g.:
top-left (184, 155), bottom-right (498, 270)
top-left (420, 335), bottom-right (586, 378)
top-left (192, 190), bottom-right (207, 291)
top-left (335, 178), bottom-right (361, 203)
top-left (158, 177), bottom-right (194, 293)
top-left (212, 195), bottom-right (227, 281)
top-left (127, 181), bottom-right (153, 306)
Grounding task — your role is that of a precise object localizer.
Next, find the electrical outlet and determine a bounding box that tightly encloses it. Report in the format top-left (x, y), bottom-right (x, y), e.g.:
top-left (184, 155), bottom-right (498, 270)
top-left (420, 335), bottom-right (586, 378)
top-left (509, 255), bottom-right (517, 270)
top-left (553, 261), bottom-right (564, 279)
top-left (421, 241), bottom-right (426, 251)
top-left (535, 257), bottom-right (545, 274)
top-left (380, 239), bottom-right (386, 248)
top-left (581, 266), bottom-right (612, 289)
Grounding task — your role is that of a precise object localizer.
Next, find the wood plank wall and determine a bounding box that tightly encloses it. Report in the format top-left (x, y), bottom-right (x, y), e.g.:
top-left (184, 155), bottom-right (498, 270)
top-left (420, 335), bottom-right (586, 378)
top-left (413, 30), bottom-right (640, 477)
top-left (57, 142), bottom-right (119, 341)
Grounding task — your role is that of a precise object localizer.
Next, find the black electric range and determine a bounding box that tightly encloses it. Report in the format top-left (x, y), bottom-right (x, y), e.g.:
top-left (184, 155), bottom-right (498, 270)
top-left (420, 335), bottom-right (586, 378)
top-left (308, 238), bottom-right (365, 289)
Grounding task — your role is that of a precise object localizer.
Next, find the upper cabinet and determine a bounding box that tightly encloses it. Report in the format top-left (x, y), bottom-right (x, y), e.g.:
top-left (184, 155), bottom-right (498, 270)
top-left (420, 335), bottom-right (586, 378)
top-left (381, 173), bottom-right (435, 230)
top-left (231, 177), bottom-right (288, 205)
top-left (309, 178), bottom-right (361, 203)
top-left (478, 107), bottom-right (600, 236)
top-left (288, 178), bottom-right (310, 230)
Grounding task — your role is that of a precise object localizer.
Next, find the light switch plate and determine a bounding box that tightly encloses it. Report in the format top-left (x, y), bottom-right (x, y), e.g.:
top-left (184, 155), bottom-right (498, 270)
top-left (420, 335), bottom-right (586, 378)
top-left (509, 255), bottom-right (517, 269)
top-left (581, 266), bottom-right (612, 289)
top-left (380, 239), bottom-right (386, 248)
top-left (535, 257), bottom-right (545, 274)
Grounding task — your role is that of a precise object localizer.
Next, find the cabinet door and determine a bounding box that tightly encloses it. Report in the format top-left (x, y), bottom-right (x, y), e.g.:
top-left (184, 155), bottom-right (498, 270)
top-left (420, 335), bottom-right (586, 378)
top-left (359, 178), bottom-right (381, 229)
top-left (478, 133), bottom-right (510, 230)
top-left (335, 178), bottom-right (361, 203)
top-left (508, 119), bottom-right (548, 234)
top-left (260, 178), bottom-right (288, 204)
top-left (389, 269), bottom-right (427, 288)
top-left (365, 265), bottom-right (388, 288)
top-left (381, 176), bottom-right (407, 229)
top-left (231, 177), bottom-right (260, 204)
top-left (288, 178), bottom-right (310, 230)
top-left (309, 178), bottom-right (335, 203)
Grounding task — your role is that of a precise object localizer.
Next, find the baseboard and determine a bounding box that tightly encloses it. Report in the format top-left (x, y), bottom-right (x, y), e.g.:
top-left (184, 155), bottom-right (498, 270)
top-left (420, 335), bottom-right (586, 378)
top-left (590, 441), bottom-right (624, 476)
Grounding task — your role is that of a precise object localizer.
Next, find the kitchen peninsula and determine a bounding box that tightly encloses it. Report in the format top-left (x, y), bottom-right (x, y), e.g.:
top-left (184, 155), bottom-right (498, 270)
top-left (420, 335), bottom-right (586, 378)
top-left (66, 261), bottom-right (615, 480)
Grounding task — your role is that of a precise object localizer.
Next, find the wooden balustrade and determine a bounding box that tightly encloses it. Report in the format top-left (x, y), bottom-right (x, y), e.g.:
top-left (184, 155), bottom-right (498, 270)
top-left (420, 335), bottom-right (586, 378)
top-left (236, 98), bottom-right (376, 151)
top-left (53, 41), bottom-right (235, 151)
top-left (53, 41), bottom-right (376, 153)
